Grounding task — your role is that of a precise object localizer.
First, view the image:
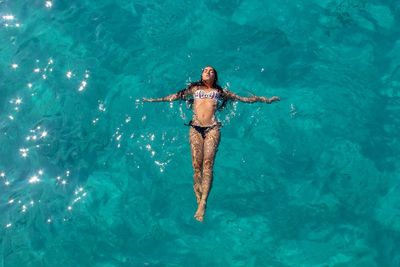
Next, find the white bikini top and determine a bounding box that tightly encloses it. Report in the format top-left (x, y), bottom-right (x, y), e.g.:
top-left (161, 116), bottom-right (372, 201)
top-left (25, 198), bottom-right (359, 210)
top-left (193, 89), bottom-right (221, 101)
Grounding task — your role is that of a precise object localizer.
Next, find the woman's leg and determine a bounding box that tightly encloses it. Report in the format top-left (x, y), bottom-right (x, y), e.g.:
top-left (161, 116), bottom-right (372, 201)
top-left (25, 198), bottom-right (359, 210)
top-left (194, 126), bottom-right (220, 222)
top-left (189, 127), bottom-right (204, 205)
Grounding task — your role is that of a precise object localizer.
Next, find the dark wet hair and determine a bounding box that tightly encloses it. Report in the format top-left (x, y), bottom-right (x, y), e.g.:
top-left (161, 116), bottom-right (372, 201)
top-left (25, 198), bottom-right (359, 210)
top-left (177, 67), bottom-right (228, 110)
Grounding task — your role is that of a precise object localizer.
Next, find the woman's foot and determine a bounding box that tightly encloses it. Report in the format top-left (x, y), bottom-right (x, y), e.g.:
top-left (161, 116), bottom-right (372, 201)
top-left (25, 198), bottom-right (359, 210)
top-left (194, 201), bottom-right (206, 222)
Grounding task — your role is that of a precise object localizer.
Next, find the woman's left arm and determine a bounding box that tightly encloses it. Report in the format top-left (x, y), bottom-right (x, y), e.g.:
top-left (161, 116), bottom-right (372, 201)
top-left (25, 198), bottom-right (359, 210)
top-left (223, 89), bottom-right (280, 104)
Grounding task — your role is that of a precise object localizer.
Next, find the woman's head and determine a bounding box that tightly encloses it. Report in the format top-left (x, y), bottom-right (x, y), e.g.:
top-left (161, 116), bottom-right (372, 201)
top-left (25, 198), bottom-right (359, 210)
top-left (201, 66), bottom-right (218, 87)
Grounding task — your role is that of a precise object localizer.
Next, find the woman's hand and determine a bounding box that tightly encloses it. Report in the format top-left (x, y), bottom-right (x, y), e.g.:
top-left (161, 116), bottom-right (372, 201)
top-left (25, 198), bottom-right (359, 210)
top-left (268, 96), bottom-right (280, 103)
top-left (142, 98), bottom-right (154, 102)
top-left (259, 96), bottom-right (280, 103)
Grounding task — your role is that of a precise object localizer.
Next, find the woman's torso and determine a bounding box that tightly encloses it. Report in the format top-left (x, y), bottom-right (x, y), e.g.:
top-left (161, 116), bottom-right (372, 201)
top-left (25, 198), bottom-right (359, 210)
top-left (191, 86), bottom-right (222, 127)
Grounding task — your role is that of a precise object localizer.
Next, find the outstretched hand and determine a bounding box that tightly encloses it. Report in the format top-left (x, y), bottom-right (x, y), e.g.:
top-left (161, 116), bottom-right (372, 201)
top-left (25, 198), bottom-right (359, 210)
top-left (268, 96), bottom-right (280, 103)
top-left (259, 96), bottom-right (280, 103)
top-left (142, 98), bottom-right (154, 102)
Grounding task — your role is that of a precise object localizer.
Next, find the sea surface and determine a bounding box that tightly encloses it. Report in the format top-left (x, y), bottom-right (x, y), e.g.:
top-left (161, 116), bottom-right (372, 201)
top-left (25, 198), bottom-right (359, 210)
top-left (1, 0), bottom-right (400, 266)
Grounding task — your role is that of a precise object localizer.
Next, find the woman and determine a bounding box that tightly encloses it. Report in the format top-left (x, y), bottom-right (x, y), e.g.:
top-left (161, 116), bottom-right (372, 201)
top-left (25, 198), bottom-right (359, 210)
top-left (143, 66), bottom-right (280, 222)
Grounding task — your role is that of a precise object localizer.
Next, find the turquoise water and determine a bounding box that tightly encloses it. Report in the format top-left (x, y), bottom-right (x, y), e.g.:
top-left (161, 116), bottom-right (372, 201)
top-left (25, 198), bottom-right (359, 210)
top-left (1, 0), bottom-right (400, 266)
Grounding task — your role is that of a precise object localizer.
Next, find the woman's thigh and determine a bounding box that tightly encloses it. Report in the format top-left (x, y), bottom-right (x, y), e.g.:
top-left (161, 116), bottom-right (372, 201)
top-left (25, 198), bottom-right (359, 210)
top-left (189, 127), bottom-right (204, 169)
top-left (203, 127), bottom-right (220, 164)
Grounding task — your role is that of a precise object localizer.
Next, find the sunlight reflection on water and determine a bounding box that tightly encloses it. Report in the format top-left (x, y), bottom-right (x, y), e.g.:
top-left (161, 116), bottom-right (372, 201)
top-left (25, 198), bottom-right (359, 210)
top-left (1, 0), bottom-right (399, 266)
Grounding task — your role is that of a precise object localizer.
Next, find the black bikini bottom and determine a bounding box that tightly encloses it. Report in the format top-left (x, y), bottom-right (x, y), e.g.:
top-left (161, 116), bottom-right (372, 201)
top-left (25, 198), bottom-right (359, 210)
top-left (185, 120), bottom-right (221, 139)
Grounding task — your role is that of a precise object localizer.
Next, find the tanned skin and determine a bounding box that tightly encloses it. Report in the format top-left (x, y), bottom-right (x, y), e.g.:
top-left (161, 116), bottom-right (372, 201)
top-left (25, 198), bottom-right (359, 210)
top-left (143, 66), bottom-right (280, 222)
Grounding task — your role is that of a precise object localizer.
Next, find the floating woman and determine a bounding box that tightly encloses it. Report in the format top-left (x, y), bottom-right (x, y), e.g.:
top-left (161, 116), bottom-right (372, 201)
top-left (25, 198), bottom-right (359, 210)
top-left (143, 66), bottom-right (280, 222)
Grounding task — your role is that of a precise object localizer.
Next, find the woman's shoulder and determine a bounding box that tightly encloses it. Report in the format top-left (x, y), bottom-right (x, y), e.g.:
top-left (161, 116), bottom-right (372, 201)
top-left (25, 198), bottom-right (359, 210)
top-left (187, 83), bottom-right (203, 92)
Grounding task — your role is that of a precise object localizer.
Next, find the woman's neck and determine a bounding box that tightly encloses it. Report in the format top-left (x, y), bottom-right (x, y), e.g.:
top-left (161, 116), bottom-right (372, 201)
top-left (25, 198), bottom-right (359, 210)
top-left (203, 83), bottom-right (214, 90)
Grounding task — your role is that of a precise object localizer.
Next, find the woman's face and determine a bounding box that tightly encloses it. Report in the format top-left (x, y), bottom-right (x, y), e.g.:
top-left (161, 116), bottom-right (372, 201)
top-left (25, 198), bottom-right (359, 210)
top-left (201, 67), bottom-right (216, 84)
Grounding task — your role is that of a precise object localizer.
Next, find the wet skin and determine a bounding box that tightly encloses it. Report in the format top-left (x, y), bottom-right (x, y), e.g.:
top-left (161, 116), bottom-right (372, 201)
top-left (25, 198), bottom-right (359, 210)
top-left (143, 66), bottom-right (280, 222)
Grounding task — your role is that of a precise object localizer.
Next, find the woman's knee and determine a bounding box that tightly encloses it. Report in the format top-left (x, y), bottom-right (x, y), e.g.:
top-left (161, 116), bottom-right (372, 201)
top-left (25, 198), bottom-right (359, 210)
top-left (192, 161), bottom-right (202, 173)
top-left (193, 169), bottom-right (202, 179)
top-left (203, 159), bottom-right (214, 173)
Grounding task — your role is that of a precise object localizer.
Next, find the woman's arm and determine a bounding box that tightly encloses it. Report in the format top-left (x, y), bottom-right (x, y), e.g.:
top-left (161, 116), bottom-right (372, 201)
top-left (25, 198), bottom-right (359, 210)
top-left (143, 87), bottom-right (194, 102)
top-left (223, 89), bottom-right (280, 104)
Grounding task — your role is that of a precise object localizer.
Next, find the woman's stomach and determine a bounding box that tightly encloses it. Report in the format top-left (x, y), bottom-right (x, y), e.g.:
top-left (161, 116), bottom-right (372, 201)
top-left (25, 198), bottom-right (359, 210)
top-left (192, 102), bottom-right (218, 126)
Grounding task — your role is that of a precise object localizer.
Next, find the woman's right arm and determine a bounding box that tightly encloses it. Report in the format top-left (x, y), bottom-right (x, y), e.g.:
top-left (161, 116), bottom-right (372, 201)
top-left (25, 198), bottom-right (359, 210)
top-left (143, 87), bottom-right (194, 102)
